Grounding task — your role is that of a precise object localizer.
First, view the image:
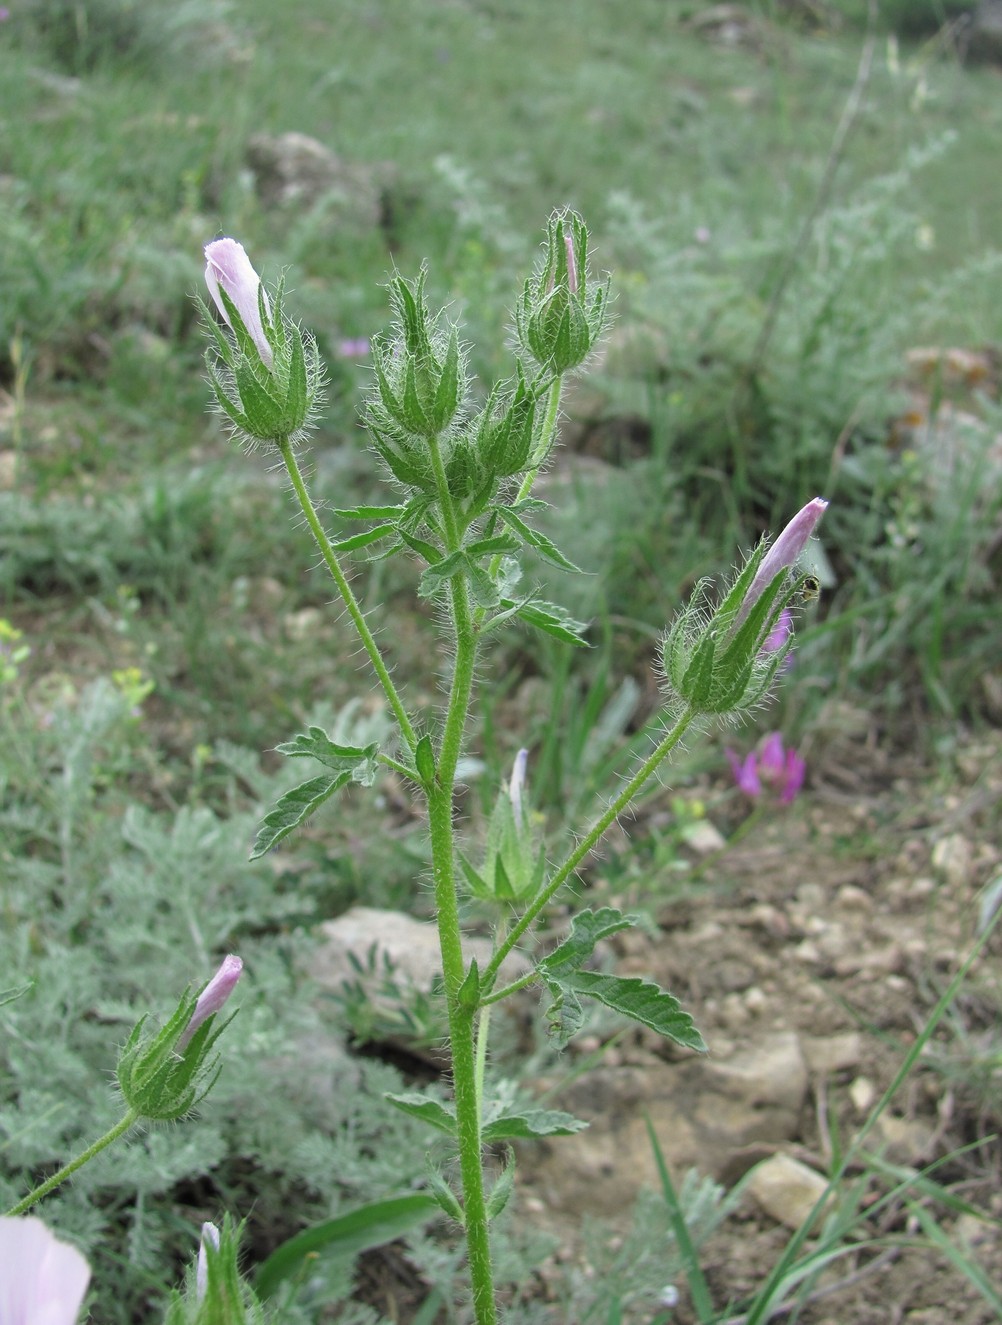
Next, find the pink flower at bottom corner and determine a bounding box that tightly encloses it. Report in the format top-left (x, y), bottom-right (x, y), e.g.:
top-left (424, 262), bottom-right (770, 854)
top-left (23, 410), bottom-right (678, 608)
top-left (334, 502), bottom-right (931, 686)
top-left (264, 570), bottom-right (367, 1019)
top-left (0, 1216), bottom-right (91, 1325)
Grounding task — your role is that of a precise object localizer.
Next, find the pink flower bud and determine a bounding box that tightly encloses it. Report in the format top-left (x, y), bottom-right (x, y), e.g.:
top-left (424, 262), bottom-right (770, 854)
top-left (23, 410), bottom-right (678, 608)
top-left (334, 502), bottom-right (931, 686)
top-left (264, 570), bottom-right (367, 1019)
top-left (178, 955), bottom-right (243, 1051)
top-left (508, 748), bottom-right (529, 831)
top-left (196, 1221), bottom-right (221, 1301)
top-left (204, 239), bottom-right (274, 370)
top-left (564, 232), bottom-right (578, 296)
top-left (0, 1216), bottom-right (91, 1325)
top-left (742, 498), bottom-right (828, 617)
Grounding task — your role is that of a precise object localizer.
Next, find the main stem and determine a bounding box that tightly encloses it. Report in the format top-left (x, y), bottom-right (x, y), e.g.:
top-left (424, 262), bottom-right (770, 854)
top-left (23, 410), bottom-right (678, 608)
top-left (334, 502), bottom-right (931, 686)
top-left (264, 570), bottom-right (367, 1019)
top-left (5, 1108), bottom-right (140, 1217)
top-left (277, 436), bottom-right (418, 752)
top-left (426, 436), bottom-right (498, 1324)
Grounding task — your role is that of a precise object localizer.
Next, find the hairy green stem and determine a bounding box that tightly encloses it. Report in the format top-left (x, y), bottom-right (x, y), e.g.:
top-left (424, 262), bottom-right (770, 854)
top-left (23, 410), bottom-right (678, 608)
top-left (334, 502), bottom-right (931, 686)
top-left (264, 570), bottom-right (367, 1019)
top-left (425, 434), bottom-right (497, 1323)
top-left (5, 1108), bottom-right (140, 1217)
top-left (277, 436), bottom-right (418, 752)
top-left (483, 705), bottom-right (698, 994)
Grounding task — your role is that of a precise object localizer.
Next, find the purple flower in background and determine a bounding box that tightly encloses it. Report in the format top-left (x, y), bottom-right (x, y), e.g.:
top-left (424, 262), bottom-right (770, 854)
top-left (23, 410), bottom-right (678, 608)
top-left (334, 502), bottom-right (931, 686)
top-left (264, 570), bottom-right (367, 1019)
top-left (727, 749), bottom-right (761, 798)
top-left (0, 9), bottom-right (10, 21)
top-left (196, 1222), bottom-right (221, 1302)
top-left (336, 337), bottom-right (371, 359)
top-left (762, 608), bottom-right (793, 655)
top-left (758, 732), bottom-right (805, 804)
top-left (0, 1216), bottom-right (91, 1325)
top-left (204, 239), bottom-right (273, 369)
top-left (177, 955), bottom-right (243, 1051)
top-left (727, 733), bottom-right (805, 806)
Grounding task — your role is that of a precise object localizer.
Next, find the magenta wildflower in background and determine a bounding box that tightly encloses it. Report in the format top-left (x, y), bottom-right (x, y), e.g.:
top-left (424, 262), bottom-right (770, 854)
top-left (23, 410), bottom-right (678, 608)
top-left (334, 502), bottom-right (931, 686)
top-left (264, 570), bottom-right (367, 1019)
top-left (0, 1216), bottom-right (91, 1325)
top-left (727, 733), bottom-right (805, 806)
top-left (177, 955), bottom-right (243, 1051)
top-left (336, 337), bottom-right (371, 358)
top-left (204, 239), bottom-right (273, 369)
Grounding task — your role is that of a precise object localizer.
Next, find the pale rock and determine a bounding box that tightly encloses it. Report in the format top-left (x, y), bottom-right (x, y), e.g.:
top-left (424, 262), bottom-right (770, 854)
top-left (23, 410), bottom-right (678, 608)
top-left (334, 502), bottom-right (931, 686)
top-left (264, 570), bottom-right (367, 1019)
top-left (848, 1076), bottom-right (877, 1114)
top-left (745, 1153), bottom-right (831, 1231)
top-left (283, 606), bottom-right (324, 641)
top-left (834, 884), bottom-right (873, 911)
top-left (800, 1032), bottom-right (862, 1076)
top-left (247, 132), bottom-right (389, 227)
top-left (872, 1114), bottom-right (936, 1164)
top-left (683, 820), bottom-right (727, 854)
top-left (932, 833), bottom-right (975, 889)
top-left (521, 1033), bottom-right (807, 1225)
top-left (743, 985), bottom-right (768, 1015)
top-left (833, 942), bottom-right (903, 978)
top-left (310, 906), bottom-right (528, 999)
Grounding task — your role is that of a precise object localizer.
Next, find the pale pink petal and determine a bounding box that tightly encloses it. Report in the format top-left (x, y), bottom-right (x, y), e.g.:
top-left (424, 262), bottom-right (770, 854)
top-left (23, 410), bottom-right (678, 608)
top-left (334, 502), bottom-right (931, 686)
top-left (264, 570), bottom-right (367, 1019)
top-left (204, 239), bottom-right (273, 369)
top-left (177, 955), bottom-right (243, 1051)
top-left (0, 1216), bottom-right (90, 1325)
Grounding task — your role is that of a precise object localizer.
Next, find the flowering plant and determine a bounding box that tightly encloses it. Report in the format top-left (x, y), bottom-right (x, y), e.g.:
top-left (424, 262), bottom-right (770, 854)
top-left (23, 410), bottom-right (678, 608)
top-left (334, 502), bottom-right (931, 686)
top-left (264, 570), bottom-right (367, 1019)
top-left (198, 213), bottom-right (827, 1322)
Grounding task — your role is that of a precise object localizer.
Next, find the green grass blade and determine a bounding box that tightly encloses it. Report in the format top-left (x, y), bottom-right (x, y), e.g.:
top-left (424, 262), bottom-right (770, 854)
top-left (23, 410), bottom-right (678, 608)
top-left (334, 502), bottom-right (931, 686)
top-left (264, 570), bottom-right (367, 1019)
top-left (254, 1193), bottom-right (439, 1299)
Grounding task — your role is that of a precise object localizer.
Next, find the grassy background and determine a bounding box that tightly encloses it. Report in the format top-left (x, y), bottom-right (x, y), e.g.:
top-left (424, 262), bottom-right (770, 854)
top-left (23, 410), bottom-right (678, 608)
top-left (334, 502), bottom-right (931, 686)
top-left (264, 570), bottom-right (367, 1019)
top-left (1, 0), bottom-right (1001, 1319)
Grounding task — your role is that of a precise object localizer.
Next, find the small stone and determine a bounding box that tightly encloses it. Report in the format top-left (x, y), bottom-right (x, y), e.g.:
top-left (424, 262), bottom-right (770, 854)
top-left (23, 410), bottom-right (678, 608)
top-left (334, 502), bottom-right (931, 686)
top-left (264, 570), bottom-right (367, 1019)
top-left (873, 1114), bottom-right (936, 1164)
top-left (283, 606), bottom-right (324, 641)
top-left (834, 884), bottom-right (873, 911)
top-left (800, 1033), bottom-right (863, 1076)
top-left (834, 943), bottom-right (903, 978)
top-left (849, 1076), bottom-right (877, 1113)
top-left (932, 833), bottom-right (974, 888)
top-left (743, 986), bottom-right (768, 1014)
top-left (684, 820), bottom-right (727, 854)
top-left (744, 1153), bottom-right (831, 1231)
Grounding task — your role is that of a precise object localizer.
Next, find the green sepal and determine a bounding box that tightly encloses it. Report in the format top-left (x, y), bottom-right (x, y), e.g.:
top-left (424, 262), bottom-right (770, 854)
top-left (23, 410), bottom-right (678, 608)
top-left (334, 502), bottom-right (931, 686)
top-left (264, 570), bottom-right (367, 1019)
top-left (431, 326), bottom-right (461, 433)
top-left (384, 1091), bottom-right (457, 1136)
top-left (234, 356), bottom-right (285, 435)
top-left (458, 850), bottom-right (492, 901)
top-left (426, 1163), bottom-right (465, 1226)
top-left (481, 1108), bottom-right (588, 1143)
top-left (486, 1148), bottom-right (516, 1222)
top-left (457, 958), bottom-right (480, 1012)
top-left (492, 854), bottom-right (516, 901)
top-left (415, 734), bottom-right (437, 787)
top-left (285, 322), bottom-right (309, 432)
top-left (681, 630), bottom-right (718, 708)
